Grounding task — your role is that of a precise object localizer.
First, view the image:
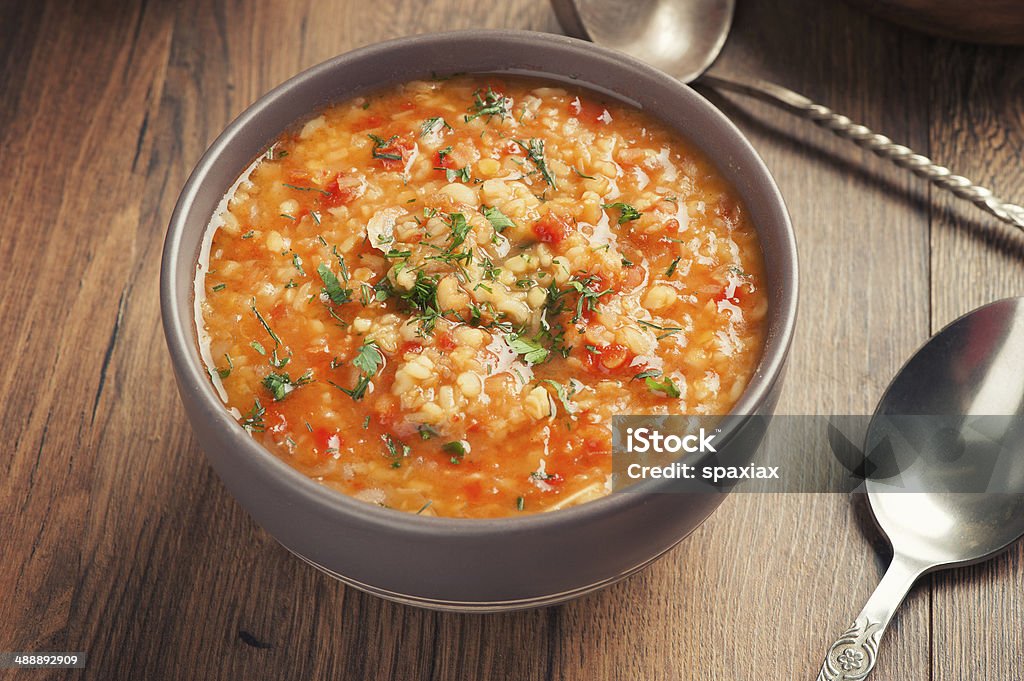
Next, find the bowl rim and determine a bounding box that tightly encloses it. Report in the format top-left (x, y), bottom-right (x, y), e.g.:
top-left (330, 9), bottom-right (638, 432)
top-left (160, 28), bottom-right (798, 535)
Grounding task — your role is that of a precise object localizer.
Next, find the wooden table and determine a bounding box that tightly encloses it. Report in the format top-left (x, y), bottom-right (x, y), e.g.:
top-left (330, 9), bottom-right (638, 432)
top-left (2, 0), bottom-right (1022, 678)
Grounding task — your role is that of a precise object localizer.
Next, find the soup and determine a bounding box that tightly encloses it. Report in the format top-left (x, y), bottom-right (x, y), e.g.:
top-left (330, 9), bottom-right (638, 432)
top-left (196, 75), bottom-right (767, 518)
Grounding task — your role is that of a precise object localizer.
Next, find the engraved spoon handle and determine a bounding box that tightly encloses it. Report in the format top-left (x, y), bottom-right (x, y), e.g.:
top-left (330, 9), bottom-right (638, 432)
top-left (699, 74), bottom-right (1024, 231)
top-left (816, 554), bottom-right (926, 681)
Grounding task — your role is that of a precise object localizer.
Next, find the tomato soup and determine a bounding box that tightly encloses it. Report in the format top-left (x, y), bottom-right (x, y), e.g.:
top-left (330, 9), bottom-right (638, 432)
top-left (196, 75), bottom-right (768, 518)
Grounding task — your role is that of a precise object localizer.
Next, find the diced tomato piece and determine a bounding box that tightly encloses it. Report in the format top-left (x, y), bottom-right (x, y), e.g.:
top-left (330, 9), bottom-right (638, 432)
top-left (436, 332), bottom-right (457, 352)
top-left (400, 100), bottom-right (417, 111)
top-left (434, 149), bottom-right (457, 171)
top-left (532, 213), bottom-right (571, 245)
top-left (400, 341), bottom-right (424, 355)
top-left (581, 342), bottom-right (634, 374)
top-left (374, 136), bottom-right (415, 171)
top-left (322, 173), bottom-right (364, 208)
top-left (544, 472), bottom-right (565, 486)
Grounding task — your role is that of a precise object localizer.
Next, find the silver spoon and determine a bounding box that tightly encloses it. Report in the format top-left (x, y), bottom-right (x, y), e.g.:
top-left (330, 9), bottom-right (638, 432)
top-left (550, 0), bottom-right (1024, 230)
top-left (816, 297), bottom-right (1024, 680)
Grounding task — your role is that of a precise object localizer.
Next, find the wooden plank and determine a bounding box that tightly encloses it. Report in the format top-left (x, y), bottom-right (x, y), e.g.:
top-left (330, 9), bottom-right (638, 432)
top-left (0, 0), bottom-right (175, 670)
top-left (926, 39), bottom-right (1024, 681)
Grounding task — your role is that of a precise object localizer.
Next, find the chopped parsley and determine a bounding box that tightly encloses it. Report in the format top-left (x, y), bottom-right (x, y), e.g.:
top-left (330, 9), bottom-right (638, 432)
top-left (509, 334), bottom-right (549, 365)
top-left (282, 182), bottom-right (329, 196)
top-left (435, 147), bottom-right (471, 183)
top-left (418, 424), bottom-right (439, 440)
top-left (241, 230), bottom-right (255, 239)
top-left (562, 274), bottom-right (612, 323)
top-left (241, 398), bottom-right (266, 432)
top-left (465, 87), bottom-right (511, 123)
top-left (368, 133), bottom-right (402, 161)
top-left (514, 138), bottom-right (558, 189)
top-left (645, 375), bottom-right (681, 398)
top-left (482, 205), bottom-right (515, 233)
top-left (380, 270), bottom-right (443, 335)
top-left (446, 212), bottom-right (472, 251)
top-left (541, 379), bottom-right (577, 417)
top-left (603, 202), bottom-right (642, 224)
top-left (665, 257), bottom-right (681, 277)
top-left (216, 353), bottom-right (233, 379)
top-left (268, 347), bottom-right (290, 368)
top-left (262, 368), bottom-right (313, 401)
top-left (212, 283), bottom-right (226, 292)
top-left (250, 340), bottom-right (266, 355)
top-left (250, 301), bottom-right (281, 346)
top-left (516, 496), bottom-right (525, 511)
top-left (442, 440), bottom-right (467, 464)
top-left (317, 263), bottom-right (352, 304)
top-left (331, 339), bottom-right (383, 401)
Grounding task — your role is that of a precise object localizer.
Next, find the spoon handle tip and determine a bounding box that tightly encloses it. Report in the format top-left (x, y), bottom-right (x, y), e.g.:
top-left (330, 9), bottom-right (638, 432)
top-left (816, 616), bottom-right (883, 681)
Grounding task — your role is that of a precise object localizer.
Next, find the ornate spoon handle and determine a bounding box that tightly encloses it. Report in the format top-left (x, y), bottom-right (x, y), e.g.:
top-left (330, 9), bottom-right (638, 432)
top-left (816, 554), bottom-right (926, 681)
top-left (699, 74), bottom-right (1024, 231)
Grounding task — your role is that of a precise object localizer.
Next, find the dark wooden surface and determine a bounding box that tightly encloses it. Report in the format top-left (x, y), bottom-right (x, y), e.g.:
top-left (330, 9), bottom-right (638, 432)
top-left (2, 1), bottom-right (1022, 679)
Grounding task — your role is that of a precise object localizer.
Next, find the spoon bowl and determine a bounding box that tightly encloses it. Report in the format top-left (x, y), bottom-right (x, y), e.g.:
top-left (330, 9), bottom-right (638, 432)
top-left (551, 0), bottom-right (733, 83)
top-left (818, 297), bottom-right (1024, 680)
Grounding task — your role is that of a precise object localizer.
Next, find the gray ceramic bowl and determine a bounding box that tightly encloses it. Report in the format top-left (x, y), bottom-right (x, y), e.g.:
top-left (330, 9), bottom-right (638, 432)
top-left (160, 29), bottom-right (798, 612)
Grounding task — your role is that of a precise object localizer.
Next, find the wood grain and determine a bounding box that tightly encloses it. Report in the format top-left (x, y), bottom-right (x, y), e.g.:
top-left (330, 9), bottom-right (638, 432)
top-left (0, 0), bottom-right (1021, 679)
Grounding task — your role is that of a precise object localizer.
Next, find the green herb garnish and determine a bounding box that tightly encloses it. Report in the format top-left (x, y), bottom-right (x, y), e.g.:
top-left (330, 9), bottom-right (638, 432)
top-left (382, 433), bottom-right (410, 468)
top-left (442, 440), bottom-right (467, 464)
top-left (262, 368), bottom-right (313, 401)
top-left (665, 257), bottom-right (681, 277)
top-left (331, 339), bottom-right (383, 400)
top-left (645, 375), bottom-right (681, 398)
top-left (241, 398), bottom-right (266, 432)
top-left (509, 334), bottom-right (549, 365)
top-left (514, 138), bottom-right (557, 189)
top-left (317, 263), bottom-right (352, 304)
top-left (216, 353), bottom-right (233, 379)
top-left (250, 301), bottom-right (281, 346)
top-left (603, 202), bottom-right (642, 224)
top-left (368, 133), bottom-right (402, 161)
top-left (282, 182), bottom-right (329, 196)
top-left (541, 379), bottom-right (577, 417)
top-left (465, 87), bottom-right (511, 123)
top-left (482, 205), bottom-right (515, 233)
